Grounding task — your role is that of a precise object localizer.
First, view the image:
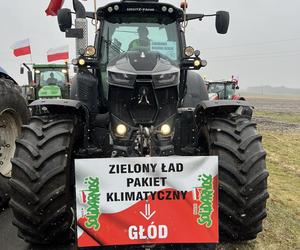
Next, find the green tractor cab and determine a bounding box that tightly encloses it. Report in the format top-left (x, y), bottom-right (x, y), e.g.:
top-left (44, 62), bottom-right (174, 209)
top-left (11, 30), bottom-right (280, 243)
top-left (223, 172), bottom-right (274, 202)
top-left (20, 63), bottom-right (70, 102)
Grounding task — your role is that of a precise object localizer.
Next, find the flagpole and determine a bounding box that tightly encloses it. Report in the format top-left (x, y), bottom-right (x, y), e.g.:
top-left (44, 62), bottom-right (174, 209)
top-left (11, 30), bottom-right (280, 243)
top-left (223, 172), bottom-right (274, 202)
top-left (94, 0), bottom-right (97, 33)
top-left (29, 53), bottom-right (33, 64)
top-left (29, 38), bottom-right (33, 64)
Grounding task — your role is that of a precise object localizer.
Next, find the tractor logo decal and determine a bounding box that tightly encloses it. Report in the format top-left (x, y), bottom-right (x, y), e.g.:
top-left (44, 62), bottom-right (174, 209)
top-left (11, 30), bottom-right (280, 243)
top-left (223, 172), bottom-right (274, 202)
top-left (193, 174), bottom-right (214, 228)
top-left (81, 177), bottom-right (101, 231)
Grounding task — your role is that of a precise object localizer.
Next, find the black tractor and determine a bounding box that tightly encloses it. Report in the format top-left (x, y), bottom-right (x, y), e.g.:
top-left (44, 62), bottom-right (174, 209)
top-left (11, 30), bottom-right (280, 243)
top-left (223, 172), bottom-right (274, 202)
top-left (0, 67), bottom-right (29, 209)
top-left (9, 0), bottom-right (268, 247)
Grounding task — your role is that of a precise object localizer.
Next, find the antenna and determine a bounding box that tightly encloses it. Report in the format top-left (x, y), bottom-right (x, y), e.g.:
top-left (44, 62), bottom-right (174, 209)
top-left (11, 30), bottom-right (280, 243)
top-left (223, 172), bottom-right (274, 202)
top-left (180, 0), bottom-right (188, 32)
top-left (93, 0), bottom-right (98, 33)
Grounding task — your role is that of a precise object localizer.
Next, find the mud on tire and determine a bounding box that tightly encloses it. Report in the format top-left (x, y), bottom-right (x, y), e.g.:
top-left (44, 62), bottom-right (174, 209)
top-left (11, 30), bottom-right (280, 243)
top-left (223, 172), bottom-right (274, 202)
top-left (9, 115), bottom-right (77, 244)
top-left (0, 78), bottom-right (29, 209)
top-left (200, 113), bottom-right (269, 241)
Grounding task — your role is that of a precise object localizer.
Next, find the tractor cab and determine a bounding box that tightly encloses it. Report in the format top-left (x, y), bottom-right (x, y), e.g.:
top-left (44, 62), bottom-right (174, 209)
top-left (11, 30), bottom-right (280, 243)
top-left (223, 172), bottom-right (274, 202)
top-left (20, 63), bottom-right (70, 102)
top-left (206, 80), bottom-right (243, 100)
top-left (97, 3), bottom-right (183, 99)
top-left (57, 0), bottom-right (229, 126)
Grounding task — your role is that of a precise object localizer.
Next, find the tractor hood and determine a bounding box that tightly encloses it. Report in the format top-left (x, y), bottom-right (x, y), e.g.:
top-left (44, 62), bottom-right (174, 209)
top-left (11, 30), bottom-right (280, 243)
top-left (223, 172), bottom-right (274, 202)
top-left (38, 85), bottom-right (62, 99)
top-left (107, 51), bottom-right (180, 89)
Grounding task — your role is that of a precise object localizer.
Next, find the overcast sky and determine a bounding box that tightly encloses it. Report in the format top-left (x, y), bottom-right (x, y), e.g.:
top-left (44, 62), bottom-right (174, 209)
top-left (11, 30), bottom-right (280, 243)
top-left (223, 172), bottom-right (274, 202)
top-left (0, 0), bottom-right (299, 88)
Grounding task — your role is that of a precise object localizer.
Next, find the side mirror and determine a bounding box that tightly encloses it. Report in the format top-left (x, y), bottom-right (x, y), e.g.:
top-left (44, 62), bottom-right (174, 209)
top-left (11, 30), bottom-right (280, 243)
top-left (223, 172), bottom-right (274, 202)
top-left (57, 8), bottom-right (72, 32)
top-left (20, 67), bottom-right (24, 74)
top-left (236, 86), bottom-right (240, 90)
top-left (216, 11), bottom-right (230, 34)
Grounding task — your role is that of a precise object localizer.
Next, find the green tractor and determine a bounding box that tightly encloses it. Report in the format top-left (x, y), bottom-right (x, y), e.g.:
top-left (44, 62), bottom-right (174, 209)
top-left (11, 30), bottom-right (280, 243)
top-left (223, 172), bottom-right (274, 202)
top-left (9, 0), bottom-right (268, 247)
top-left (20, 63), bottom-right (70, 102)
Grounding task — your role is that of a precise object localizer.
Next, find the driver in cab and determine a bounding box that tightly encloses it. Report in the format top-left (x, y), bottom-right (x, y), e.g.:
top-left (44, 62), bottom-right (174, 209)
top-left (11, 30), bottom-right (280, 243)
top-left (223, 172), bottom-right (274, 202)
top-left (46, 72), bottom-right (58, 85)
top-left (128, 26), bottom-right (150, 51)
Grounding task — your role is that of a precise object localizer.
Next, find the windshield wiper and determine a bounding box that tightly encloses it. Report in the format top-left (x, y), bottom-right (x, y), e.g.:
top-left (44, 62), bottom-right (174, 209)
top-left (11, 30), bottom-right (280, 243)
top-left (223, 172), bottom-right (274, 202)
top-left (102, 37), bottom-right (125, 54)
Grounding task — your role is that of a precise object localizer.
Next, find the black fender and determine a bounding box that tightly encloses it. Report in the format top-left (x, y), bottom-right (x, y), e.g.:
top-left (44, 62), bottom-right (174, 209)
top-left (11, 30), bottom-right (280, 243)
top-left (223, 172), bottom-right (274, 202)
top-left (194, 100), bottom-right (253, 124)
top-left (0, 67), bottom-right (18, 85)
top-left (29, 99), bottom-right (89, 117)
top-left (29, 99), bottom-right (90, 146)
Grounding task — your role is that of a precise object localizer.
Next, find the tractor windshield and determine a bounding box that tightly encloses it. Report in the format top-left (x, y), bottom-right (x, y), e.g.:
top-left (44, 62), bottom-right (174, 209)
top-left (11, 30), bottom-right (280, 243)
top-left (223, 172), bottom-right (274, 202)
top-left (225, 83), bottom-right (234, 98)
top-left (207, 83), bottom-right (224, 94)
top-left (100, 20), bottom-right (180, 64)
top-left (207, 82), bottom-right (234, 99)
top-left (99, 17), bottom-right (180, 98)
top-left (35, 69), bottom-right (67, 87)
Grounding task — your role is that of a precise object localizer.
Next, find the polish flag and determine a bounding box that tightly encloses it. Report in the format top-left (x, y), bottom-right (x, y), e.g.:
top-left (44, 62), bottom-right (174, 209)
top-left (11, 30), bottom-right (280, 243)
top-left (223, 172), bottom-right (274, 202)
top-left (11, 39), bottom-right (31, 57)
top-left (47, 45), bottom-right (69, 62)
top-left (45, 0), bottom-right (65, 16)
top-left (232, 75), bottom-right (239, 83)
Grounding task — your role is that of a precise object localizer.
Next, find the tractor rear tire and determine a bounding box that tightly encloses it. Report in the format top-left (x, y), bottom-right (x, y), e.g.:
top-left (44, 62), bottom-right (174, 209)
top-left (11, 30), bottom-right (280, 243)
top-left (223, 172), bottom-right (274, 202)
top-left (0, 174), bottom-right (10, 209)
top-left (0, 78), bottom-right (29, 209)
top-left (200, 113), bottom-right (269, 241)
top-left (9, 115), bottom-right (77, 244)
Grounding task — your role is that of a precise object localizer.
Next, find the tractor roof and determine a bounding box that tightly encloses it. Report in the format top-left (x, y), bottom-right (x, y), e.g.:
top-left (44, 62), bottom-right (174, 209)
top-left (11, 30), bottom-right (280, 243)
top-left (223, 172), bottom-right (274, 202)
top-left (207, 80), bottom-right (237, 85)
top-left (97, 0), bottom-right (183, 23)
top-left (33, 64), bottom-right (68, 69)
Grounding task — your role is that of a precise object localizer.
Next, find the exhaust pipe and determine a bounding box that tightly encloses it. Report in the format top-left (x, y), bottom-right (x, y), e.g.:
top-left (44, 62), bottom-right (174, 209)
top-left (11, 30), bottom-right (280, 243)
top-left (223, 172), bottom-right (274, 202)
top-left (73, 0), bottom-right (88, 57)
top-left (23, 63), bottom-right (33, 85)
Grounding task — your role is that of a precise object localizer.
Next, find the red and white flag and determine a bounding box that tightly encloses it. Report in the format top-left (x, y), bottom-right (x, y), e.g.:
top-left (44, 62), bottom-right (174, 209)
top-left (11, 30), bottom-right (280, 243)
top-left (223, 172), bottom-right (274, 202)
top-left (11, 39), bottom-right (31, 57)
top-left (45, 0), bottom-right (65, 16)
top-left (232, 75), bottom-right (239, 83)
top-left (47, 45), bottom-right (69, 62)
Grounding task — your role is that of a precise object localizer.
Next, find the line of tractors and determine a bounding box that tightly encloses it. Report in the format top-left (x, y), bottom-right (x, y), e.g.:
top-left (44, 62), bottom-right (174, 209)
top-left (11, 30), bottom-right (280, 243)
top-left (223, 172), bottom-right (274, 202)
top-left (0, 0), bottom-right (268, 249)
top-left (0, 63), bottom-right (70, 208)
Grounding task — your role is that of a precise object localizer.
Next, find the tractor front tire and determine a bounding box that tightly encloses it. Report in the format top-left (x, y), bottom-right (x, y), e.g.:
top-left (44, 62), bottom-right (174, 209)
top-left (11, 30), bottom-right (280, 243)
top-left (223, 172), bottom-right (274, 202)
top-left (0, 78), bottom-right (29, 209)
top-left (9, 115), bottom-right (77, 244)
top-left (200, 114), bottom-right (269, 241)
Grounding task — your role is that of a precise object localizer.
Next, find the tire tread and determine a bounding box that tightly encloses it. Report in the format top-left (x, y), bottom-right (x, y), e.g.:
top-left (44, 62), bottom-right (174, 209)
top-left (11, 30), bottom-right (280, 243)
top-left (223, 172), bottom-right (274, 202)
top-left (206, 115), bottom-right (269, 241)
top-left (10, 116), bottom-right (75, 244)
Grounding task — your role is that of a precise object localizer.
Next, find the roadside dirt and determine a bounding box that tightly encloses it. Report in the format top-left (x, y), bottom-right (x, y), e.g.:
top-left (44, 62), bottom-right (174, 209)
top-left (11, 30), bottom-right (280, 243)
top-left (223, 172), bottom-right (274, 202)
top-left (247, 96), bottom-right (300, 113)
top-left (253, 116), bottom-right (300, 132)
top-left (247, 96), bottom-right (300, 132)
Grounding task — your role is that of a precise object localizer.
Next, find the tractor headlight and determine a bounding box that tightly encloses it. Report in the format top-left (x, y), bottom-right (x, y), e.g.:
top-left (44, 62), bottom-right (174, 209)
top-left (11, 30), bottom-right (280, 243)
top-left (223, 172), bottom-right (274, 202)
top-left (194, 59), bottom-right (201, 67)
top-left (160, 124), bottom-right (171, 136)
top-left (78, 58), bottom-right (86, 66)
top-left (184, 46), bottom-right (195, 57)
top-left (85, 46), bottom-right (96, 57)
top-left (153, 72), bottom-right (179, 86)
top-left (115, 124), bottom-right (127, 137)
top-left (108, 72), bottom-right (135, 85)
